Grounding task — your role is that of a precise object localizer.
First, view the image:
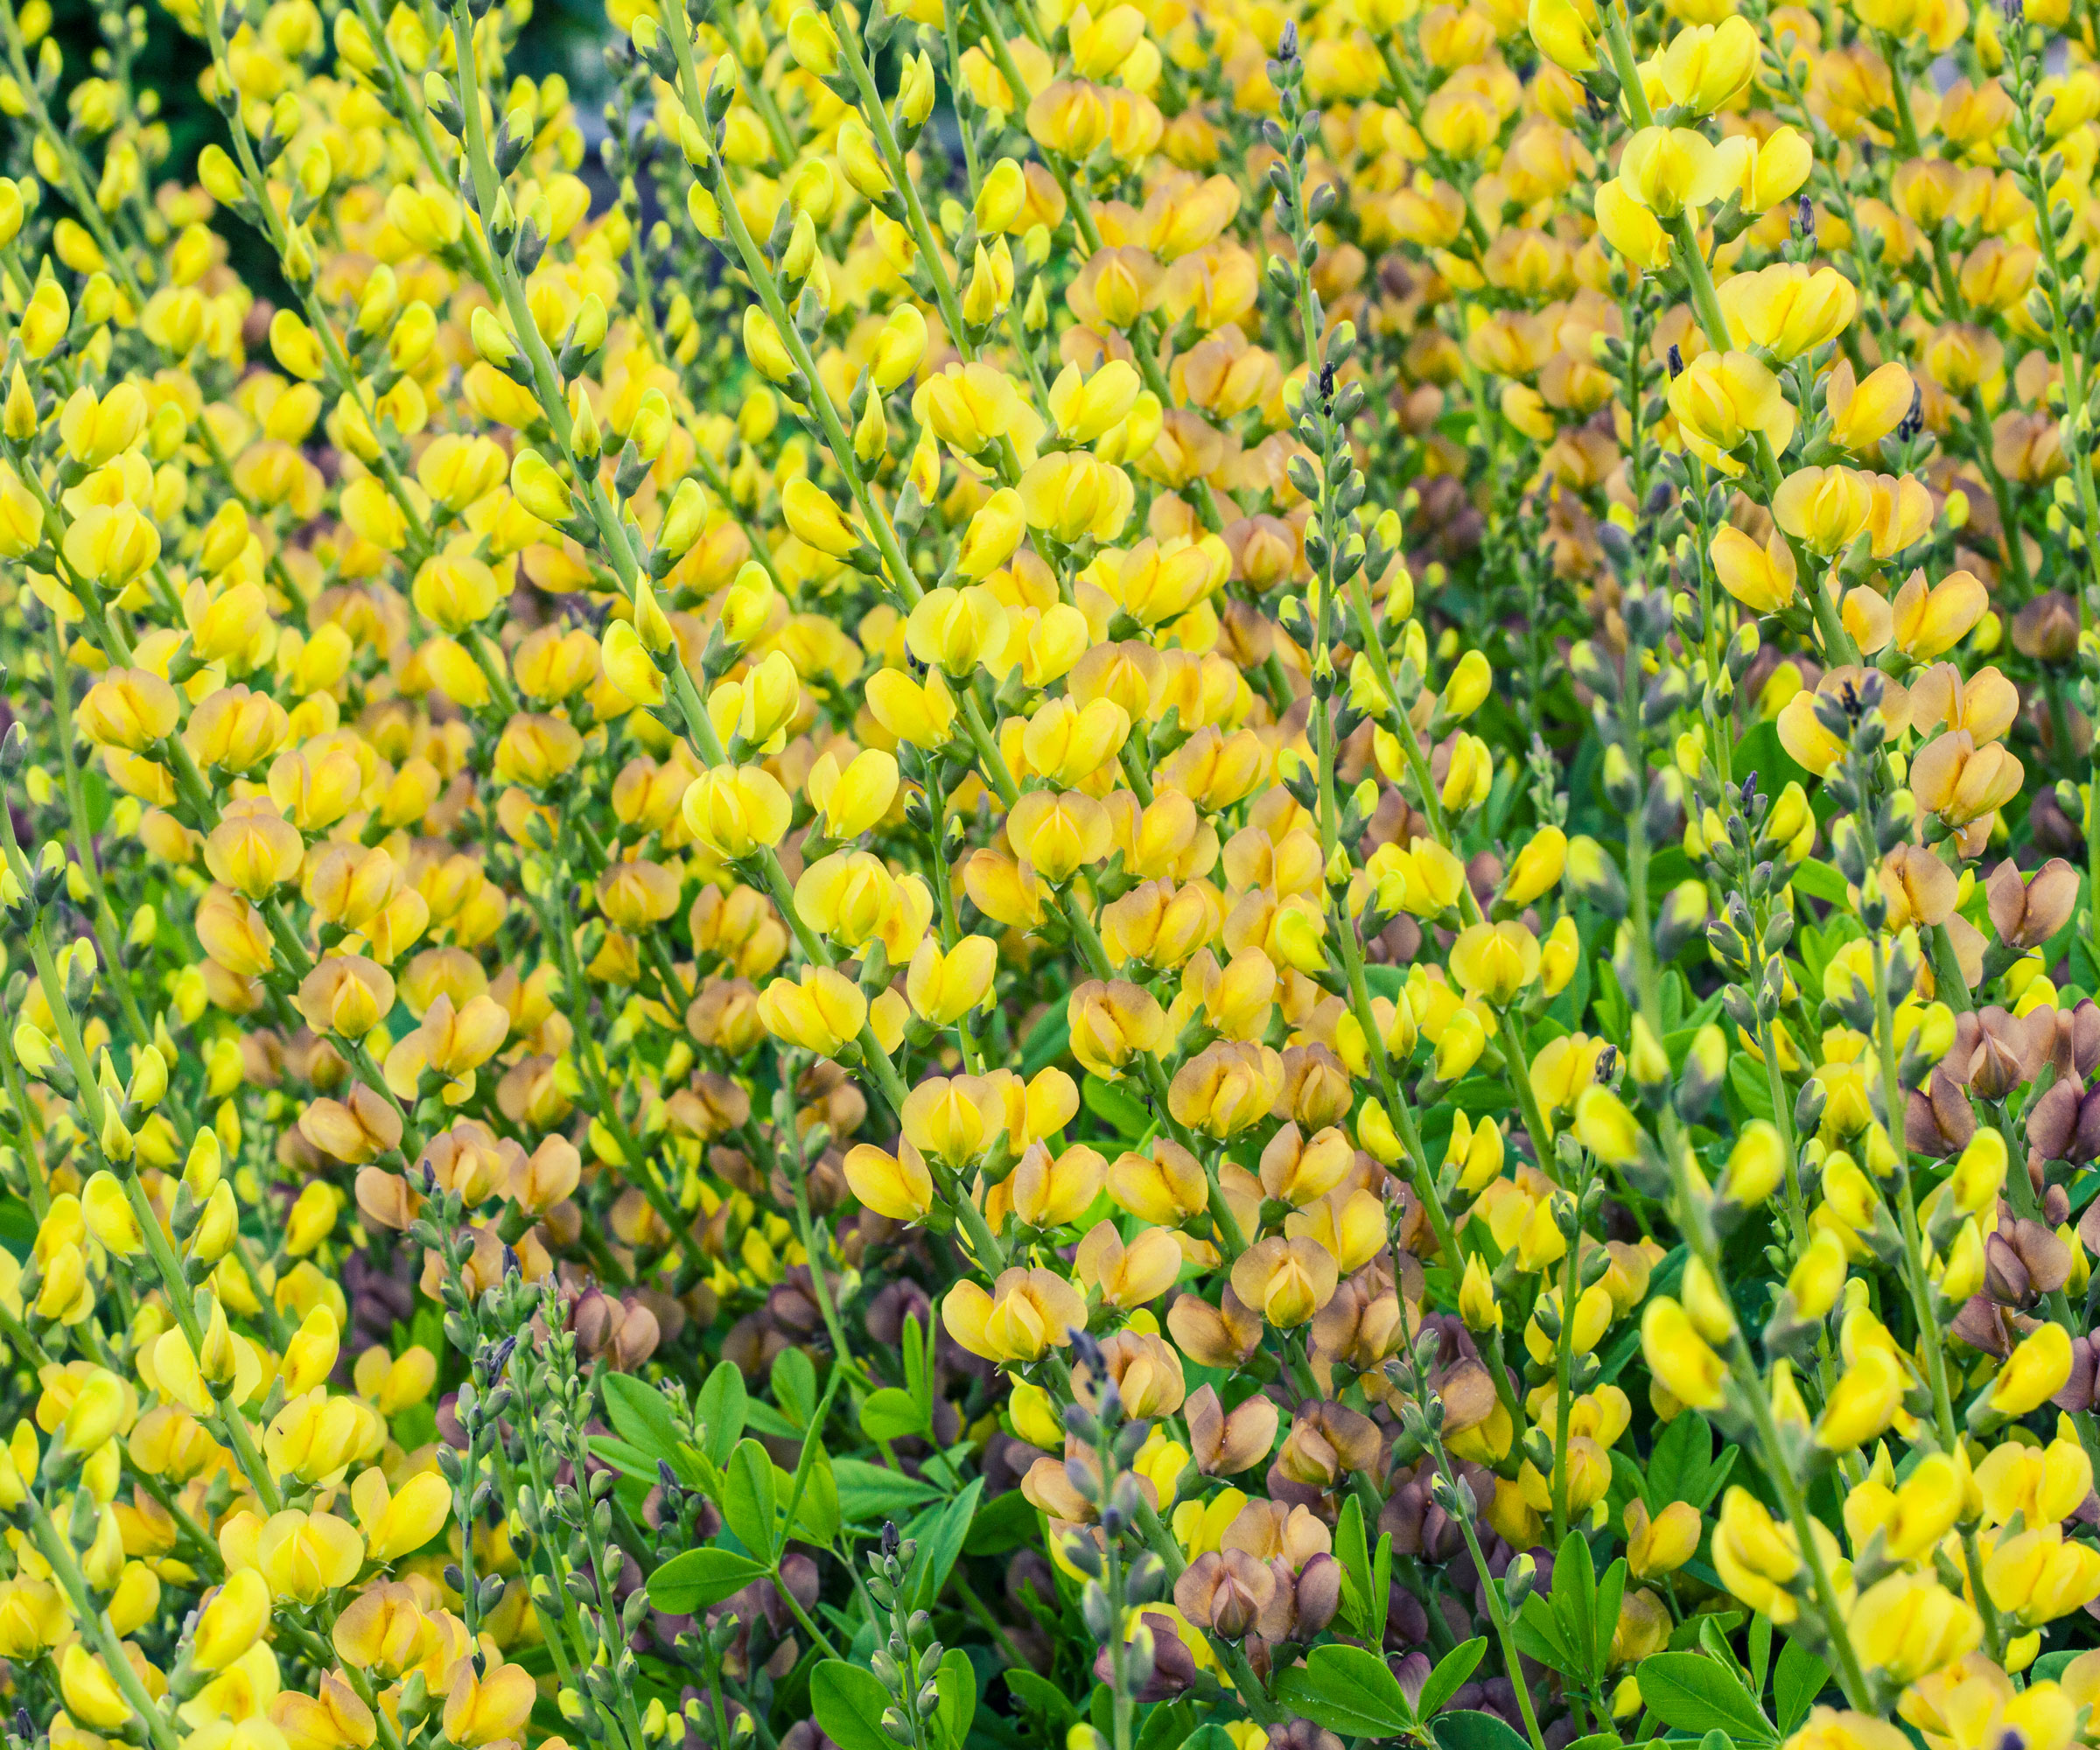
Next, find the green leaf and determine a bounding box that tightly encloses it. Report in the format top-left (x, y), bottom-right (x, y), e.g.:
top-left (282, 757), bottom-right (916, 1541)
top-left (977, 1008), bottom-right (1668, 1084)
top-left (648, 1548), bottom-right (767, 1614)
top-left (1592, 1559), bottom-right (1628, 1688)
top-left (2033, 1650), bottom-right (2082, 1684)
top-left (1370, 1530), bottom-right (1392, 1648)
top-left (743, 1400), bottom-right (802, 1439)
top-left (912, 1477), bottom-right (985, 1610)
top-left (601, 1375), bottom-right (697, 1480)
top-left (1727, 1054), bottom-right (1776, 1123)
top-left (81, 767), bottom-right (111, 835)
top-left (1789, 858), bottom-right (1848, 905)
top-left (721, 1438), bottom-right (779, 1564)
top-left (1550, 1529), bottom-right (1597, 1680)
top-left (1134, 1701), bottom-right (1192, 1750)
top-left (781, 1364), bottom-right (848, 1553)
top-left (1431, 1711), bottom-right (1533, 1750)
top-left (860, 1387), bottom-right (928, 1442)
top-left (812, 1662), bottom-right (892, 1750)
top-left (1774, 1640), bottom-right (1830, 1735)
top-left (1082, 1074), bottom-right (1154, 1141)
top-left (1515, 1592), bottom-right (1576, 1676)
top-left (1443, 1077), bottom-right (1516, 1114)
top-left (772, 1349), bottom-right (817, 1431)
top-left (1001, 1670), bottom-right (1074, 1732)
top-left (695, 1362), bottom-right (747, 1468)
top-left (1646, 1411), bottom-right (1711, 1510)
top-left (1269, 1645), bottom-right (1416, 1739)
top-left (935, 1648), bottom-right (976, 1750)
top-left (796, 1451), bottom-right (842, 1544)
top-left (1733, 718), bottom-right (1810, 796)
top-left (1417, 1639), bottom-right (1488, 1719)
top-left (904, 1312), bottom-right (930, 1406)
top-left (1334, 1495), bottom-right (1374, 1634)
top-left (834, 1460), bottom-right (945, 1522)
top-left (1636, 1651), bottom-right (1777, 1743)
top-left (1668, 1610), bottom-right (1744, 1651)
top-left (1696, 1445), bottom-right (1738, 1508)
top-left (964, 1488), bottom-right (1037, 1556)
top-left (588, 1436), bottom-right (666, 1485)
top-left (1698, 1617), bottom-right (1754, 1693)
top-left (1022, 1001), bottom-right (1072, 1076)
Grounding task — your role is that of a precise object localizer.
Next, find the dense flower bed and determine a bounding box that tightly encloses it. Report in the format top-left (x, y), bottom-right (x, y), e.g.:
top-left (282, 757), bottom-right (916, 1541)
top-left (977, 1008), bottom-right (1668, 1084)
top-left (3, 0), bottom-right (2099, 1743)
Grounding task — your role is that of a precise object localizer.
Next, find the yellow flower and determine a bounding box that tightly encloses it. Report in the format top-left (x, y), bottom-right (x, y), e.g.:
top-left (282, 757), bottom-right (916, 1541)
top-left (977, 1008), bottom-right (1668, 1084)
top-left (1448, 920), bottom-right (1541, 1005)
top-left (1827, 360), bottom-right (1916, 452)
top-left (757, 966), bottom-right (869, 1056)
top-left (1626, 1499), bottom-right (1701, 1578)
top-left (1773, 466), bottom-right (1874, 556)
top-left (781, 478), bottom-right (863, 558)
top-left (906, 936), bottom-right (998, 1024)
top-left (1711, 1486), bottom-right (1808, 1623)
top-left (1992, 1322), bottom-right (2075, 1418)
top-left (1228, 1236), bottom-right (1339, 1327)
top-left (1851, 1572), bottom-right (1981, 1681)
top-left (1640, 1297), bottom-right (1726, 1410)
top-left (59, 382), bottom-right (148, 464)
top-left (682, 765), bottom-right (792, 858)
top-left (1667, 349), bottom-right (1796, 473)
top-left (1018, 452), bottom-right (1132, 542)
top-left (842, 1142), bottom-right (936, 1221)
top-left (351, 1465), bottom-right (452, 1562)
top-left (1718, 262), bottom-right (1858, 359)
top-left (942, 1267), bottom-right (1087, 1362)
top-left (443, 1655), bottom-right (537, 1748)
top-left (1657, 16), bottom-right (1758, 111)
top-left (1068, 978), bottom-right (1171, 1078)
top-left (1526, 0), bottom-right (1598, 69)
top-left (78, 666), bottom-right (178, 752)
top-left (1620, 126), bottom-right (1731, 217)
top-left (1708, 524), bottom-right (1798, 613)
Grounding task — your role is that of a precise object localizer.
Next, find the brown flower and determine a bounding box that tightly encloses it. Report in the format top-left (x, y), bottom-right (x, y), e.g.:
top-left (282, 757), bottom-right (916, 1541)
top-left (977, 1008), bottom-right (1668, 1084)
top-left (1173, 1550), bottom-right (1276, 1638)
top-left (1987, 857), bottom-right (2081, 948)
top-left (1093, 1611), bottom-right (1196, 1701)
top-left (1951, 1006), bottom-right (2053, 1098)
top-left (1020, 1451), bottom-right (1096, 1522)
top-left (1906, 1068), bottom-right (1978, 1157)
top-left (1097, 1330), bottom-right (1186, 1418)
top-left (1882, 844), bottom-right (1958, 929)
top-left (1186, 1383), bottom-right (1279, 1476)
top-left (1166, 1286), bottom-right (1264, 1368)
top-left (1274, 1400), bottom-right (1382, 1488)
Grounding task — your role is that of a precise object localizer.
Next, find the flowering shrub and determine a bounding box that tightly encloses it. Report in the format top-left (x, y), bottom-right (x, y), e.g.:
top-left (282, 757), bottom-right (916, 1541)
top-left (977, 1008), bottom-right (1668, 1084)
top-left (11, 0), bottom-right (2100, 1739)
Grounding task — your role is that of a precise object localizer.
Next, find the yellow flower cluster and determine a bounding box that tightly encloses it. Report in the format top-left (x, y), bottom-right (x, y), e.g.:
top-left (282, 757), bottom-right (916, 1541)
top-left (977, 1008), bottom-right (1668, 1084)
top-left (4, 0), bottom-right (2100, 1733)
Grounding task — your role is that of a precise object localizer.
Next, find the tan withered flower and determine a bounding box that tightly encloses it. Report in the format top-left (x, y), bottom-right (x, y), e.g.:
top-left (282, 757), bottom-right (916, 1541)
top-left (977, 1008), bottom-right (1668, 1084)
top-left (1222, 1499), bottom-right (1333, 1570)
top-left (1273, 1400), bottom-right (1382, 1488)
top-left (1186, 1383), bottom-right (1279, 1475)
top-left (1880, 844), bottom-right (1959, 929)
top-left (1172, 1549), bottom-right (1275, 1638)
top-left (1094, 1329), bottom-right (1186, 1418)
top-left (1166, 1284), bottom-right (1264, 1368)
top-left (1256, 1121), bottom-right (1356, 1206)
top-left (1946, 1007), bottom-right (2054, 1098)
top-left (1986, 857), bottom-right (2082, 948)
top-left (1908, 1067), bottom-right (1981, 1157)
